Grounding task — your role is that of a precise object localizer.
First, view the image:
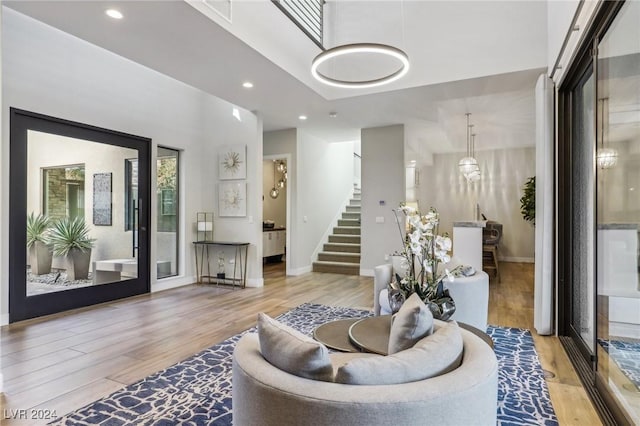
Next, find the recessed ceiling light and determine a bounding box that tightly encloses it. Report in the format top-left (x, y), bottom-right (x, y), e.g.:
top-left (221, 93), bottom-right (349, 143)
top-left (299, 115), bottom-right (307, 120)
top-left (242, 82), bottom-right (254, 88)
top-left (106, 9), bottom-right (123, 19)
top-left (329, 112), bottom-right (337, 118)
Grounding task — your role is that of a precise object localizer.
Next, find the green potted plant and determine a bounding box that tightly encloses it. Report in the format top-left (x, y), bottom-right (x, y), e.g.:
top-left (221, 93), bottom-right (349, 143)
top-left (49, 216), bottom-right (96, 280)
top-left (520, 176), bottom-right (535, 225)
top-left (27, 212), bottom-right (53, 275)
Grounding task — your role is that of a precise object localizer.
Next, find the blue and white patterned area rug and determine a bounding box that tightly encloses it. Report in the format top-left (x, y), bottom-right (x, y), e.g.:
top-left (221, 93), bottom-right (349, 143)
top-left (50, 303), bottom-right (558, 426)
top-left (598, 339), bottom-right (640, 388)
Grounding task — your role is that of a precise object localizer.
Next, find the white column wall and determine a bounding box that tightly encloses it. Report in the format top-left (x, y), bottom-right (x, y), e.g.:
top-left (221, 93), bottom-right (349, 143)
top-left (360, 125), bottom-right (405, 275)
top-left (1, 8), bottom-right (263, 322)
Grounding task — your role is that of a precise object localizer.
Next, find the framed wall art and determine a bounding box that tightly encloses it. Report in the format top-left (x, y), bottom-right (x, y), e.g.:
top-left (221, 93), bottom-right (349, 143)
top-left (218, 181), bottom-right (247, 217)
top-left (218, 144), bottom-right (246, 180)
top-left (93, 172), bottom-right (112, 226)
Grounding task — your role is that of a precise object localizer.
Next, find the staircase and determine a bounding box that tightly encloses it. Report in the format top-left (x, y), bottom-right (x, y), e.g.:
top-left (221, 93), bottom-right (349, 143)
top-left (312, 188), bottom-right (361, 275)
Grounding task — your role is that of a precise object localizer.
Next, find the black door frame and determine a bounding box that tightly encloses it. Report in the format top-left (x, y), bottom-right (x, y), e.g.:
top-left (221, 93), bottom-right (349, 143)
top-left (9, 108), bottom-right (151, 322)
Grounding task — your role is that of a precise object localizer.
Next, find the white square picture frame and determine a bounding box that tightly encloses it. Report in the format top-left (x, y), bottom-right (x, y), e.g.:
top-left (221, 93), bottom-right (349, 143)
top-left (218, 181), bottom-right (247, 217)
top-left (218, 144), bottom-right (246, 180)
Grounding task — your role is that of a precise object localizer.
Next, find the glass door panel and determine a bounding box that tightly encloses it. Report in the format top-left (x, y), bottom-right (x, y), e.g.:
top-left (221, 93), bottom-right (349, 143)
top-left (27, 131), bottom-right (139, 295)
top-left (571, 69), bottom-right (597, 355)
top-left (596, 1), bottom-right (640, 421)
top-left (9, 109), bottom-right (150, 322)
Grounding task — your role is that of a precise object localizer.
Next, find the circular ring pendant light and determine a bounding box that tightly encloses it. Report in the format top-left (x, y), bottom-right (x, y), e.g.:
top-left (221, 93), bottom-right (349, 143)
top-left (311, 43), bottom-right (410, 89)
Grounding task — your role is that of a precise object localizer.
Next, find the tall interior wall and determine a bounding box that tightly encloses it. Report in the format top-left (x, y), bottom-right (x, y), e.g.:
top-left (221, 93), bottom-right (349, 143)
top-left (0, 7), bottom-right (264, 323)
top-left (360, 125), bottom-right (405, 274)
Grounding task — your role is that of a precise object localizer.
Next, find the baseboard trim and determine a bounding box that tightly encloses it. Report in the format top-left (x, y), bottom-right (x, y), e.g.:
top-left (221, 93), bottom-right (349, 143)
top-left (246, 278), bottom-right (264, 288)
top-left (360, 268), bottom-right (374, 277)
top-left (152, 276), bottom-right (195, 292)
top-left (0, 313), bottom-right (8, 326)
top-left (290, 266), bottom-right (312, 276)
top-left (499, 256), bottom-right (535, 263)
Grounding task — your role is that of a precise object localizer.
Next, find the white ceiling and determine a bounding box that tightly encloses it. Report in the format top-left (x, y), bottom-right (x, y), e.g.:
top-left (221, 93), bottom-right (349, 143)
top-left (3, 0), bottom-right (550, 164)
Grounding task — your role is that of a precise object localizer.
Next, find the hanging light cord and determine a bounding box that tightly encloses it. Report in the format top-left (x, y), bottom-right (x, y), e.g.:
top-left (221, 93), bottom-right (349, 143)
top-left (466, 113), bottom-right (471, 156)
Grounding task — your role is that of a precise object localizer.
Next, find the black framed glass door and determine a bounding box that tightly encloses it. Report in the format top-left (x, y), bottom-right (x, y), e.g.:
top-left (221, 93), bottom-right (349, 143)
top-left (9, 109), bottom-right (151, 322)
top-left (558, 1), bottom-right (638, 423)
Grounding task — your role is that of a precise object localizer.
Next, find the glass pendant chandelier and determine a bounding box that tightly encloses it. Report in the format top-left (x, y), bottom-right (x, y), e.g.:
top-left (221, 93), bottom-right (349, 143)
top-left (465, 133), bottom-right (481, 182)
top-left (596, 98), bottom-right (618, 169)
top-left (269, 160), bottom-right (279, 199)
top-left (459, 113), bottom-right (478, 175)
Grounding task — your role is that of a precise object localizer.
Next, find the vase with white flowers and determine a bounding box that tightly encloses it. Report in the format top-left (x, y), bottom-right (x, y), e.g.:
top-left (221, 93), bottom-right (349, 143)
top-left (389, 203), bottom-right (462, 320)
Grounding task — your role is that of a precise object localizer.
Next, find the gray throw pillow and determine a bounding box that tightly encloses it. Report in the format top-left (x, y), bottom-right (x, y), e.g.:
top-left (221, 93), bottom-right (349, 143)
top-left (335, 321), bottom-right (463, 385)
top-left (257, 312), bottom-right (334, 382)
top-left (387, 292), bottom-right (434, 354)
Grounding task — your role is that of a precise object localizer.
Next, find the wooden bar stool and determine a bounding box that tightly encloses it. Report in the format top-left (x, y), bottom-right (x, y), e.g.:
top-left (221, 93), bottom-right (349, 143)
top-left (483, 244), bottom-right (500, 282)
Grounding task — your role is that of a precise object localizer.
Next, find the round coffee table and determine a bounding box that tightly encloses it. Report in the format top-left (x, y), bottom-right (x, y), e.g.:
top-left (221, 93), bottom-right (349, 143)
top-left (315, 316), bottom-right (494, 355)
top-left (312, 318), bottom-right (360, 353)
top-left (348, 316), bottom-right (495, 355)
top-left (348, 315), bottom-right (392, 355)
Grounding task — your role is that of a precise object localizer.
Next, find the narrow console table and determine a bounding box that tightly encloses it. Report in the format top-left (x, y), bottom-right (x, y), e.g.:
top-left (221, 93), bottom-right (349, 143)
top-left (193, 241), bottom-right (249, 288)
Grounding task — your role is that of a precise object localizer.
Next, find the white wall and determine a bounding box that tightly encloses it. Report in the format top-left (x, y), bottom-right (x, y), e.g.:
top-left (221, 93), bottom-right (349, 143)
top-left (201, 102), bottom-right (262, 286)
top-left (418, 147), bottom-right (536, 261)
top-left (295, 131), bottom-right (355, 273)
top-left (361, 125), bottom-right (406, 274)
top-left (1, 7), bottom-right (263, 322)
top-left (547, 0), bottom-right (581, 75)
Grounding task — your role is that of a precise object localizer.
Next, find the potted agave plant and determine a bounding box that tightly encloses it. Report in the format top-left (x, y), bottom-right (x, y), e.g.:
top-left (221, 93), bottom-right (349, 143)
top-left (48, 217), bottom-right (96, 280)
top-left (27, 212), bottom-right (53, 275)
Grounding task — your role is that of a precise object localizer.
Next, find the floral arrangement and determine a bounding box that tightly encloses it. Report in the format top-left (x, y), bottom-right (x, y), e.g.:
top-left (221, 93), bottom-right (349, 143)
top-left (389, 203), bottom-right (462, 320)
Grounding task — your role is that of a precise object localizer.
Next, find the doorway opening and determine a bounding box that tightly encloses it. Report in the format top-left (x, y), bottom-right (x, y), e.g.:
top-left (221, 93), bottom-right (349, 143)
top-left (263, 155), bottom-right (290, 280)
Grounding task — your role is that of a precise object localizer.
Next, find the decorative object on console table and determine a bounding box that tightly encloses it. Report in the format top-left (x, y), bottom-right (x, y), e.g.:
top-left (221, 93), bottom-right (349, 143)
top-left (218, 144), bottom-right (246, 180)
top-left (196, 212), bottom-right (214, 242)
top-left (390, 203), bottom-right (464, 320)
top-left (193, 241), bottom-right (249, 288)
top-left (217, 252), bottom-right (225, 279)
top-left (218, 181), bottom-right (247, 217)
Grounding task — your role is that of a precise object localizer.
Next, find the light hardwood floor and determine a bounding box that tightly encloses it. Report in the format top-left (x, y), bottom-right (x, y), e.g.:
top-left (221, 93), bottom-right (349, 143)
top-left (0, 261), bottom-right (601, 425)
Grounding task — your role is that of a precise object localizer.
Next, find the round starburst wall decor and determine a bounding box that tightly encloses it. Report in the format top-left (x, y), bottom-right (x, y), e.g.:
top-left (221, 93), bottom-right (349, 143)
top-left (218, 145), bottom-right (247, 180)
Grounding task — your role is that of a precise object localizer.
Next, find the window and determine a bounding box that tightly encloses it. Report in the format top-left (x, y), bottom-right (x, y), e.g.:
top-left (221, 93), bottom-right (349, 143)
top-left (43, 165), bottom-right (85, 221)
top-left (124, 158), bottom-right (138, 232)
top-left (156, 147), bottom-right (179, 278)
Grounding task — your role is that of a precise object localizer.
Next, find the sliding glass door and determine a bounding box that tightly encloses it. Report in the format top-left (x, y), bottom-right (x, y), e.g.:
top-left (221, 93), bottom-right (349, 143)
top-left (9, 109), bottom-right (151, 322)
top-left (559, 1), bottom-right (639, 423)
top-left (569, 67), bottom-right (597, 359)
top-left (595, 2), bottom-right (640, 422)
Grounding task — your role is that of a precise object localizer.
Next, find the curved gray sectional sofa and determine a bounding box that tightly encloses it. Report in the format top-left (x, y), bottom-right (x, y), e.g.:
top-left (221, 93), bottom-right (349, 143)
top-left (232, 325), bottom-right (498, 426)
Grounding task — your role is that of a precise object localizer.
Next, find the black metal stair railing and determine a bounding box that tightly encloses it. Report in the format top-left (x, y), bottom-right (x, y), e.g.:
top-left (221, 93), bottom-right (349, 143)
top-left (272, 0), bottom-right (323, 49)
